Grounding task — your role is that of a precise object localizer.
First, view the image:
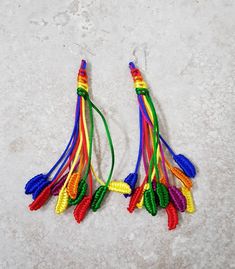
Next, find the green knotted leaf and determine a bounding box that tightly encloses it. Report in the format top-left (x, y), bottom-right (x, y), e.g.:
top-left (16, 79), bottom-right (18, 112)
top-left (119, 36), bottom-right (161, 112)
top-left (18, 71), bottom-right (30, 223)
top-left (144, 189), bottom-right (157, 216)
top-left (156, 183), bottom-right (169, 208)
top-left (91, 186), bottom-right (108, 212)
top-left (68, 179), bottom-right (88, 206)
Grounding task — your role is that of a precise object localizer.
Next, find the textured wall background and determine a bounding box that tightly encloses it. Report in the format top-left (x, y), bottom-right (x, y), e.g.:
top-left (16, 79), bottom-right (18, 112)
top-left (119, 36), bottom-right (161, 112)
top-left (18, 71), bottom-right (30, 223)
top-left (0, 1), bottom-right (234, 268)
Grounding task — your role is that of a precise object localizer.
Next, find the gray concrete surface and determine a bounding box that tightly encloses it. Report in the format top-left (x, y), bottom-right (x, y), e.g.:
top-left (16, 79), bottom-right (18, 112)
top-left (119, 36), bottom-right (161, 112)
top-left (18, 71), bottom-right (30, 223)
top-left (0, 0), bottom-right (235, 268)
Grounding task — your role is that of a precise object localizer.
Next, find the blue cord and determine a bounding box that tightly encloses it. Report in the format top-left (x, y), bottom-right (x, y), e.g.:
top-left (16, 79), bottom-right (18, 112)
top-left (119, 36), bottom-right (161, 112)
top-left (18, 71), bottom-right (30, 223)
top-left (45, 96), bottom-right (80, 177)
top-left (50, 95), bottom-right (81, 181)
top-left (158, 134), bottom-right (175, 157)
top-left (134, 109), bottom-right (143, 173)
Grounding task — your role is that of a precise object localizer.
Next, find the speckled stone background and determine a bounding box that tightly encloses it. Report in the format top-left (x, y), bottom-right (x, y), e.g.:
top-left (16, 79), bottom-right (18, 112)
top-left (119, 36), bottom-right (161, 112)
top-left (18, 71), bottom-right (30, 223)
top-left (0, 1), bottom-right (235, 268)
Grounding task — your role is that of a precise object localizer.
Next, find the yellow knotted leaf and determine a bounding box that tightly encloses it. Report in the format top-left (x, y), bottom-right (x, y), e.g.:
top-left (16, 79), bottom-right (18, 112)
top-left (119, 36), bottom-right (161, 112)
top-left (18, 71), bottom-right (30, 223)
top-left (181, 186), bottom-right (195, 213)
top-left (55, 188), bottom-right (69, 214)
top-left (108, 181), bottom-right (131, 194)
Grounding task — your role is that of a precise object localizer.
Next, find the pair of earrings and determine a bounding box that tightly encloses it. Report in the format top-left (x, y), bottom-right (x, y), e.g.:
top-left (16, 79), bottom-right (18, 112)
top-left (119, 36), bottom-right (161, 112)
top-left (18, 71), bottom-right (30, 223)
top-left (24, 60), bottom-right (196, 230)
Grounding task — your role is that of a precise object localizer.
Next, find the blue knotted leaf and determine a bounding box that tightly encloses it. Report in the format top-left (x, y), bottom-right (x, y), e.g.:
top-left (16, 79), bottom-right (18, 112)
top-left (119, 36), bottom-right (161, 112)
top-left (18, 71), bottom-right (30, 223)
top-left (124, 173), bottom-right (138, 198)
top-left (25, 174), bottom-right (48, 194)
top-left (173, 154), bottom-right (196, 178)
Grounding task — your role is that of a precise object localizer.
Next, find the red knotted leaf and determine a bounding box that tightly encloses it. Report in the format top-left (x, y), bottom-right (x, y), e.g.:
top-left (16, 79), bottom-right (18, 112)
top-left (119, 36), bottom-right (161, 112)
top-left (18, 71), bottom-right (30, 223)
top-left (165, 202), bottom-right (178, 230)
top-left (127, 187), bottom-right (143, 213)
top-left (73, 196), bottom-right (91, 223)
top-left (29, 186), bottom-right (51, 211)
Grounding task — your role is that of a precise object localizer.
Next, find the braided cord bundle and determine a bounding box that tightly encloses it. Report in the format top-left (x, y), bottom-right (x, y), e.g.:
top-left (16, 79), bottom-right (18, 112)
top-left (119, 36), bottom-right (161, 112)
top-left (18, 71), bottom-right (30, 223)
top-left (125, 62), bottom-right (197, 230)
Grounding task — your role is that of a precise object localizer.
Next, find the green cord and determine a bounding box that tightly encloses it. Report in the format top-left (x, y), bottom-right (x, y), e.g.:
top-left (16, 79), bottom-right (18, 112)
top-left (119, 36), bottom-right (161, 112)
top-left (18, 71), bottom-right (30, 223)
top-left (84, 97), bottom-right (94, 182)
top-left (77, 88), bottom-right (114, 186)
top-left (90, 100), bottom-right (115, 186)
top-left (136, 87), bottom-right (160, 184)
top-left (145, 94), bottom-right (160, 182)
top-left (77, 92), bottom-right (94, 184)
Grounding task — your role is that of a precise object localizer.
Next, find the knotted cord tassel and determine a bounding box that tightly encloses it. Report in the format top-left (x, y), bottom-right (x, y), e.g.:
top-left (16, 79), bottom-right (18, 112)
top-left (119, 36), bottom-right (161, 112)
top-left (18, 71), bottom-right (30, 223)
top-left (127, 62), bottom-right (197, 229)
top-left (25, 60), bottom-right (129, 221)
top-left (126, 62), bottom-right (162, 217)
top-left (69, 60), bottom-right (130, 220)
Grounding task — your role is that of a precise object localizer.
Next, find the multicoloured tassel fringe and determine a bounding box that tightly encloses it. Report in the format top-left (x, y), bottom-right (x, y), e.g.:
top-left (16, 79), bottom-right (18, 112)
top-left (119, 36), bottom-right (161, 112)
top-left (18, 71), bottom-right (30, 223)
top-left (125, 62), bottom-right (196, 230)
top-left (24, 60), bottom-right (196, 229)
top-left (24, 60), bottom-right (131, 223)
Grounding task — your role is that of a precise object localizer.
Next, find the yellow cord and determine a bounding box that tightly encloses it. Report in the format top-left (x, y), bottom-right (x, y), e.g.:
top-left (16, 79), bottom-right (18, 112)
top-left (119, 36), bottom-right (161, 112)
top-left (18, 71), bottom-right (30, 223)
top-left (55, 100), bottom-right (84, 214)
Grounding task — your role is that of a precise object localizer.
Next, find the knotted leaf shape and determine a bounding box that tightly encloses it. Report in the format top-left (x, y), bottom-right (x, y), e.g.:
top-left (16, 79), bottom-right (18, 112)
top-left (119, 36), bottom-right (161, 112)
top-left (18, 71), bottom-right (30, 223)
top-left (168, 186), bottom-right (186, 212)
top-left (73, 196), bottom-right (91, 223)
top-left (124, 173), bottom-right (138, 197)
top-left (51, 173), bottom-right (68, 196)
top-left (91, 186), bottom-right (108, 212)
top-left (55, 188), bottom-right (69, 214)
top-left (67, 172), bottom-right (82, 200)
top-left (173, 154), bottom-right (196, 178)
top-left (25, 174), bottom-right (47, 194)
top-left (32, 180), bottom-right (50, 200)
top-left (165, 202), bottom-right (178, 230)
top-left (108, 181), bottom-right (131, 194)
top-left (156, 183), bottom-right (170, 208)
top-left (127, 186), bottom-right (143, 213)
top-left (144, 189), bottom-right (157, 216)
top-left (171, 167), bottom-right (192, 189)
top-left (29, 186), bottom-right (51, 211)
top-left (181, 186), bottom-right (195, 213)
top-left (68, 179), bottom-right (87, 206)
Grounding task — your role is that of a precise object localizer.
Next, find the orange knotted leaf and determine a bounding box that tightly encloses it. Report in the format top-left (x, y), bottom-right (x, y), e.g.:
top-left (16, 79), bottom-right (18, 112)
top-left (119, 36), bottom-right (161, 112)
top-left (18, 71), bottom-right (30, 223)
top-left (67, 172), bottom-right (82, 199)
top-left (171, 167), bottom-right (192, 189)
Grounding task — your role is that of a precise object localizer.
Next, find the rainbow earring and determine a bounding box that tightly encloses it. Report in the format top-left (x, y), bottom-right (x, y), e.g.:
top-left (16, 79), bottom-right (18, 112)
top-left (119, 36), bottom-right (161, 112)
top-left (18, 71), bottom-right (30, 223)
top-left (24, 60), bottom-right (131, 223)
top-left (124, 62), bottom-right (196, 230)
